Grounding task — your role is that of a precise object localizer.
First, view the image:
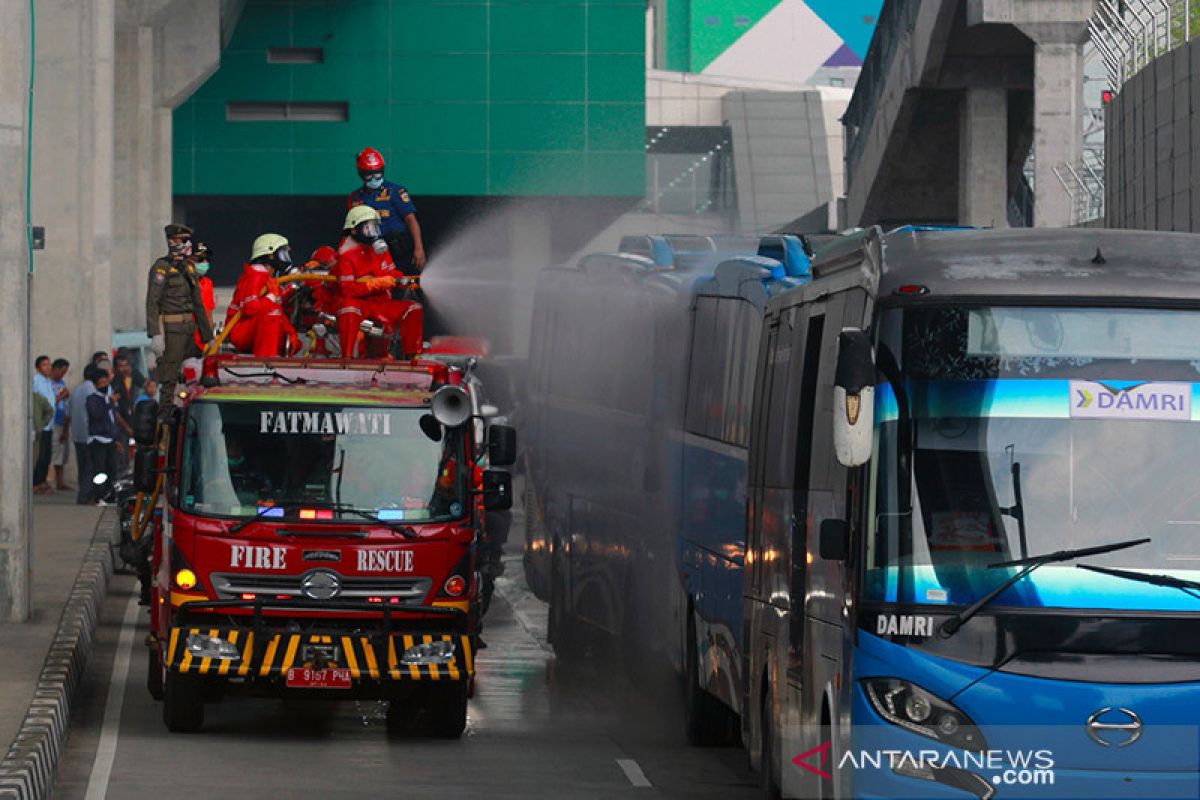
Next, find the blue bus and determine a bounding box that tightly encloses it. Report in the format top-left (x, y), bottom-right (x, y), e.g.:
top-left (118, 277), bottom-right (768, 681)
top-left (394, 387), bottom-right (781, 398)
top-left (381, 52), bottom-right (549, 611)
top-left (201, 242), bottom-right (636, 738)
top-left (744, 226), bottom-right (1200, 798)
top-left (524, 234), bottom-right (808, 742)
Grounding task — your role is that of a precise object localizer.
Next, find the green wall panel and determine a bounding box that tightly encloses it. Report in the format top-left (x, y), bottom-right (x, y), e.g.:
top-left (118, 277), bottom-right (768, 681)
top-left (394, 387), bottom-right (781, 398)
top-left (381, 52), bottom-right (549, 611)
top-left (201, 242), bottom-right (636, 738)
top-left (175, 0), bottom-right (644, 197)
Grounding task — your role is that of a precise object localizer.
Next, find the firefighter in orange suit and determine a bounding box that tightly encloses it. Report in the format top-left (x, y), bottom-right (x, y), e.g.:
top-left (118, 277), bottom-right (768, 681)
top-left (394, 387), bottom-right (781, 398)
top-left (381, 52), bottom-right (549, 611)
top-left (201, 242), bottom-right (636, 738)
top-left (334, 206), bottom-right (411, 358)
top-left (225, 234), bottom-right (300, 357)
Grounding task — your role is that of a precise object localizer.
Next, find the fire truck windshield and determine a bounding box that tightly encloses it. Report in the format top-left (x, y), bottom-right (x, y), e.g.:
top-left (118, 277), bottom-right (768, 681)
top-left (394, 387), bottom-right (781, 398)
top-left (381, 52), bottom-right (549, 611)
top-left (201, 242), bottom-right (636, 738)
top-left (180, 400), bottom-right (466, 523)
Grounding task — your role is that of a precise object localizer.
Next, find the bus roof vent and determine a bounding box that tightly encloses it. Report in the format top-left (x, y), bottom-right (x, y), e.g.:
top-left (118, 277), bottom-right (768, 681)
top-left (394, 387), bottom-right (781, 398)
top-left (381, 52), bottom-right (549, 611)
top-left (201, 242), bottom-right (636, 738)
top-left (618, 235), bottom-right (674, 267)
top-left (756, 235), bottom-right (811, 278)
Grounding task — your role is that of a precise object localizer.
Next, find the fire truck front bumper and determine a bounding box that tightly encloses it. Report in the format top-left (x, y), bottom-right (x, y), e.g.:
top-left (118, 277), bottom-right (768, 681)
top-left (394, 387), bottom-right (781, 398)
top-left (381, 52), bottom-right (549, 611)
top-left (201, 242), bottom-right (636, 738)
top-left (163, 598), bottom-right (473, 687)
top-left (165, 626), bottom-right (473, 682)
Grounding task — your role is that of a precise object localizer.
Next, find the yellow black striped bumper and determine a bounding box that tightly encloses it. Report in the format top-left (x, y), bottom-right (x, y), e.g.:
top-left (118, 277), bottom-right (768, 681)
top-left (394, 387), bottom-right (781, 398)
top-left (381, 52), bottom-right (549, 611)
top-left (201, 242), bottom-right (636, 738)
top-left (165, 627), bottom-right (473, 681)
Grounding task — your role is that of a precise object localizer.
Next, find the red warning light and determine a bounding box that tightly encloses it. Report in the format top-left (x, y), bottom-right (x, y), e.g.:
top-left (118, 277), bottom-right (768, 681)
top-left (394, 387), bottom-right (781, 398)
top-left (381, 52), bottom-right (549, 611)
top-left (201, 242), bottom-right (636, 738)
top-left (1101, 89), bottom-right (1114, 105)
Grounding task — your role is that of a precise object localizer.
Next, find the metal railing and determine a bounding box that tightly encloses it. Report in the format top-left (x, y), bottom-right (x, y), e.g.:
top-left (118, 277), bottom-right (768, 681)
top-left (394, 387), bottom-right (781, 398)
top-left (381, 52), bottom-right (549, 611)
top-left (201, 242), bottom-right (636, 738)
top-left (1090, 0), bottom-right (1198, 88)
top-left (843, 0), bottom-right (924, 186)
top-left (1052, 151), bottom-right (1107, 226)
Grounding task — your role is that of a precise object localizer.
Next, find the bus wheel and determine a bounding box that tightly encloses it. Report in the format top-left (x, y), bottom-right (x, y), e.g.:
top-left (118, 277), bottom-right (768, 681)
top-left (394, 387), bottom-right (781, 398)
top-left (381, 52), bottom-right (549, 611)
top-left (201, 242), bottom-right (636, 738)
top-left (425, 682), bottom-right (469, 739)
top-left (685, 619), bottom-right (730, 746)
top-left (549, 564), bottom-right (581, 663)
top-left (162, 671), bottom-right (205, 733)
top-left (147, 646), bottom-right (164, 701)
top-left (760, 685), bottom-right (781, 800)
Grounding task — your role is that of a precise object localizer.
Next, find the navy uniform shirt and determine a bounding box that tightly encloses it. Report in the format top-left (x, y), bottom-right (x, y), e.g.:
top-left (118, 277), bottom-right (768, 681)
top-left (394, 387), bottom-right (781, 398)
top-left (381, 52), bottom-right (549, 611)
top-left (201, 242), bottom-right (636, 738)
top-left (347, 179), bottom-right (417, 238)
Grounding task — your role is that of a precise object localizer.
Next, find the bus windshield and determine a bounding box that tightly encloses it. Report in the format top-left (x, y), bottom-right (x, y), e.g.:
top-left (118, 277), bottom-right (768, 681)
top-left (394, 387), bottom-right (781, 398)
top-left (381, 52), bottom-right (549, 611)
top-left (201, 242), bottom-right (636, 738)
top-left (865, 305), bottom-right (1200, 613)
top-left (180, 401), bottom-right (466, 522)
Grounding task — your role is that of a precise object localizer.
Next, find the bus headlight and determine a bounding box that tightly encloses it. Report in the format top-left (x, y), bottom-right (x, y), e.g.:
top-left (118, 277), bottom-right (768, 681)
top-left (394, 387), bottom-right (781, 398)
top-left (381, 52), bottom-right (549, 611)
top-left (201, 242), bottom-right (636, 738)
top-left (862, 678), bottom-right (985, 752)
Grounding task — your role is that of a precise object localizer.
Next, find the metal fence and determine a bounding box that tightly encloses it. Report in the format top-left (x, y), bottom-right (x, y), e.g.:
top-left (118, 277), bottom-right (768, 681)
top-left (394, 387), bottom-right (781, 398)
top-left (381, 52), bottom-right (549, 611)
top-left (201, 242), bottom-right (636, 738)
top-left (1090, 0), bottom-right (1197, 88)
top-left (1052, 151), bottom-right (1107, 226)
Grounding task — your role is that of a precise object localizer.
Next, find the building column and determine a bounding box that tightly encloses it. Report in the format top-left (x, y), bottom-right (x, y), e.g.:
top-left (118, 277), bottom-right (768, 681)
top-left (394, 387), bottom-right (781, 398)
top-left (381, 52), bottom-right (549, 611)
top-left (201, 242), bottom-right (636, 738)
top-left (29, 0), bottom-right (115, 374)
top-left (958, 87), bottom-right (1010, 227)
top-left (0, 0), bottom-right (32, 622)
top-left (968, 0), bottom-right (1094, 227)
top-left (1028, 40), bottom-right (1085, 227)
top-left (113, 25), bottom-right (158, 332)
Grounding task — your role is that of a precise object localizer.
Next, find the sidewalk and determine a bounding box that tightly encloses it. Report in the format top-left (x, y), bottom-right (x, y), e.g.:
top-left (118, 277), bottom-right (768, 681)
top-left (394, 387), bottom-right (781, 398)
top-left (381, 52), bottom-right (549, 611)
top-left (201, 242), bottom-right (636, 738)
top-left (0, 495), bottom-right (102, 753)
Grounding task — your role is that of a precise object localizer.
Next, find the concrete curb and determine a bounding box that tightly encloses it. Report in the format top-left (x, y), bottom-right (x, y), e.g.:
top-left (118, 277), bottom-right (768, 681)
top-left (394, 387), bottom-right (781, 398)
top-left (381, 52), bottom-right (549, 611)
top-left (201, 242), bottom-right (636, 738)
top-left (0, 509), bottom-right (117, 800)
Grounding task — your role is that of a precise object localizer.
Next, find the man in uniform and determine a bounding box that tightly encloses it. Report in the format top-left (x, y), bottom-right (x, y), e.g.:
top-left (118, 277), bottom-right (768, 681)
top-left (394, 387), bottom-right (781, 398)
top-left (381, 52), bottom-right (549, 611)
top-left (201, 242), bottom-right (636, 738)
top-left (347, 147), bottom-right (426, 274)
top-left (146, 223), bottom-right (212, 416)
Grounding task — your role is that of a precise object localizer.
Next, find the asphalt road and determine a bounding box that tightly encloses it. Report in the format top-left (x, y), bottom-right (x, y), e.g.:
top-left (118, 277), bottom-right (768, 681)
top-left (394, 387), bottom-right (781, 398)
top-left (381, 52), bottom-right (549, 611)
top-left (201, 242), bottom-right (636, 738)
top-left (51, 531), bottom-right (759, 798)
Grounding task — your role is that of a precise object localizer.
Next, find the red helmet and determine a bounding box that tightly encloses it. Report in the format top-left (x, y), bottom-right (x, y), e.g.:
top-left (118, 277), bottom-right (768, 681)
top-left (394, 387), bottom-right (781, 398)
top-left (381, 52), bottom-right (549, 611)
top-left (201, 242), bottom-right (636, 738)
top-left (307, 245), bottom-right (339, 270)
top-left (356, 147), bottom-right (385, 172)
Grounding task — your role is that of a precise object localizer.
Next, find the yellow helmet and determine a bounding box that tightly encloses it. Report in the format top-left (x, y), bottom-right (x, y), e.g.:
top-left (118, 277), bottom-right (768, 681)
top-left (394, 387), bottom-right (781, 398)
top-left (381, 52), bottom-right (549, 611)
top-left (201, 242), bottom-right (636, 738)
top-left (251, 233), bottom-right (289, 261)
top-left (344, 205), bottom-right (380, 231)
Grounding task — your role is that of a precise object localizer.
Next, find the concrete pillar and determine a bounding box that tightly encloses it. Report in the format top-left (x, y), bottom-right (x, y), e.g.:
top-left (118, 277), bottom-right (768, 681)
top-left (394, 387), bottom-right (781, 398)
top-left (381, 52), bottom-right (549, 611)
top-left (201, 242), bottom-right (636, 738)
top-left (29, 0), bottom-right (115, 373)
top-left (1028, 41), bottom-right (1085, 227)
top-left (968, 0), bottom-right (1094, 227)
top-left (113, 25), bottom-right (157, 332)
top-left (958, 88), bottom-right (1010, 227)
top-left (0, 0), bottom-right (32, 622)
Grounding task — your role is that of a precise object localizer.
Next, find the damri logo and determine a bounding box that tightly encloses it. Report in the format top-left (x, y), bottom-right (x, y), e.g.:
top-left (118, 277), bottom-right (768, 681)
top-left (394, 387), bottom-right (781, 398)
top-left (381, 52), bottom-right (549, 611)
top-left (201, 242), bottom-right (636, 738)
top-left (260, 410), bottom-right (393, 436)
top-left (1069, 380), bottom-right (1190, 422)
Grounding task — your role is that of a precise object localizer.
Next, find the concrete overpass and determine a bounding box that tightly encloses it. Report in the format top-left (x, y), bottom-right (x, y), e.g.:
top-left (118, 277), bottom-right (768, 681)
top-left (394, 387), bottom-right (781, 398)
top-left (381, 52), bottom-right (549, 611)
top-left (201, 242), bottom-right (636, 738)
top-left (843, 0), bottom-right (1096, 229)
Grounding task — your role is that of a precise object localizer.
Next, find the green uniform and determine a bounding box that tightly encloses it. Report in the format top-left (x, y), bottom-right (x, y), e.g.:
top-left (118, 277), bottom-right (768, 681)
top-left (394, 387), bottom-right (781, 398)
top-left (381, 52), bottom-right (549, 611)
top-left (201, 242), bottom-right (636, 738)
top-left (146, 256), bottom-right (212, 415)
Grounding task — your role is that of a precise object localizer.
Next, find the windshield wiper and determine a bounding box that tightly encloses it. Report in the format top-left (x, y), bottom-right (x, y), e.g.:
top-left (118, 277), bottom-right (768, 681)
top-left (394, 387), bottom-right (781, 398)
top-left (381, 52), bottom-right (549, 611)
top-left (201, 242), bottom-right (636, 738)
top-left (228, 506), bottom-right (278, 533)
top-left (334, 506), bottom-right (419, 538)
top-left (228, 503), bottom-right (417, 537)
top-left (1077, 563), bottom-right (1200, 598)
top-left (938, 537), bottom-right (1151, 638)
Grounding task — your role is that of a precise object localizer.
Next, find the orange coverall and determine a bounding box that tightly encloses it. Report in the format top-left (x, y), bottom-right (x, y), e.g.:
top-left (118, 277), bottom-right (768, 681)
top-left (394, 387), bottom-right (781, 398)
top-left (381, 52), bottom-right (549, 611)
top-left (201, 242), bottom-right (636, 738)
top-left (225, 263), bottom-right (298, 357)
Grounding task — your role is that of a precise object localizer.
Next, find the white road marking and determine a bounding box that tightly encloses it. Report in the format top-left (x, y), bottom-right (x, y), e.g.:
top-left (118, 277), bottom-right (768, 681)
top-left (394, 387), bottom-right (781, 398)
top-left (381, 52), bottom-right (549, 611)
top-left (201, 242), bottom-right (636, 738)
top-left (617, 758), bottom-right (653, 788)
top-left (84, 592), bottom-right (141, 800)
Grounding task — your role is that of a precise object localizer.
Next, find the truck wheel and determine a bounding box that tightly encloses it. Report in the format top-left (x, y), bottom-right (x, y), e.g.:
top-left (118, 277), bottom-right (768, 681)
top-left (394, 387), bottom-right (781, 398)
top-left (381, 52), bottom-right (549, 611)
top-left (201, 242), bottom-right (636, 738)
top-left (425, 682), bottom-right (469, 739)
top-left (163, 671), bottom-right (205, 733)
top-left (147, 647), bottom-right (164, 701)
top-left (385, 697), bottom-right (423, 739)
top-left (685, 619), bottom-right (730, 746)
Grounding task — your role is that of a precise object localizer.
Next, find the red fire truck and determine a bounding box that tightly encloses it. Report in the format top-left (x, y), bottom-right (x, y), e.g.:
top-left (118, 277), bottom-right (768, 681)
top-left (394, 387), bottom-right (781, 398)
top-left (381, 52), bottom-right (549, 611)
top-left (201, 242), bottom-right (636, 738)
top-left (130, 349), bottom-right (515, 737)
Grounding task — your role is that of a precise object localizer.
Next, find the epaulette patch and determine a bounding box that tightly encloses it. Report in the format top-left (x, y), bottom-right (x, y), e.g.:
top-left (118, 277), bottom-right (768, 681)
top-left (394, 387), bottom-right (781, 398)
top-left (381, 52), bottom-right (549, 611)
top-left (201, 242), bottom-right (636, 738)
top-left (153, 270), bottom-right (166, 284)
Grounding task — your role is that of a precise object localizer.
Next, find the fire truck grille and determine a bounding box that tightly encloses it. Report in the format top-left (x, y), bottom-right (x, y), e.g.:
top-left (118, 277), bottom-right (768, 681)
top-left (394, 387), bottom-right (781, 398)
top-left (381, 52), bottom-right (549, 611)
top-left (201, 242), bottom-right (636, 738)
top-left (210, 573), bottom-right (432, 603)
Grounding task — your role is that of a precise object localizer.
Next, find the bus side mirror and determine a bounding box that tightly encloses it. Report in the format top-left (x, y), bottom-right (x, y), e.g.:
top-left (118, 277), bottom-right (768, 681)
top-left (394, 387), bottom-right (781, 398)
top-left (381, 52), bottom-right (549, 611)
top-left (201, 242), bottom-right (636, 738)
top-left (487, 424), bottom-right (517, 467)
top-left (482, 470), bottom-right (513, 511)
top-left (133, 447), bottom-right (157, 493)
top-left (132, 401), bottom-right (160, 447)
top-left (833, 328), bottom-right (875, 468)
top-left (819, 518), bottom-right (849, 561)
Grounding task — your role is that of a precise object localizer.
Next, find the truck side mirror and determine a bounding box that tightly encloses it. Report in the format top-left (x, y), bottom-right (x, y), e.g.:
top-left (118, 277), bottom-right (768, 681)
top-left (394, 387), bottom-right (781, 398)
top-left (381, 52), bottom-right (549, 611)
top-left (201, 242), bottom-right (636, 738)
top-left (819, 518), bottom-right (849, 561)
top-left (482, 470), bottom-right (513, 511)
top-left (132, 400), bottom-right (160, 447)
top-left (133, 447), bottom-right (157, 493)
top-left (833, 328), bottom-right (875, 468)
top-left (487, 424), bottom-right (517, 467)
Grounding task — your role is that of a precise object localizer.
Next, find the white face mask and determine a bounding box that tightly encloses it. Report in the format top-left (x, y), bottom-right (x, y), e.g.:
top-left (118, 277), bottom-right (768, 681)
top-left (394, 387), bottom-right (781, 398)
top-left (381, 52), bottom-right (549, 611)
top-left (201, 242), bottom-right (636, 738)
top-left (365, 174), bottom-right (384, 190)
top-left (372, 238), bottom-right (388, 255)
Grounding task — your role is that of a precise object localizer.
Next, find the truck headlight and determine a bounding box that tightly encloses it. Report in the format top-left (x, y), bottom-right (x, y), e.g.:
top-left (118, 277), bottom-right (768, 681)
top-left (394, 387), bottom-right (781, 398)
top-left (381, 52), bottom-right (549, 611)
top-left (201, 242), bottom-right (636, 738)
top-left (401, 639), bottom-right (455, 665)
top-left (861, 678), bottom-right (985, 751)
top-left (185, 633), bottom-right (241, 661)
